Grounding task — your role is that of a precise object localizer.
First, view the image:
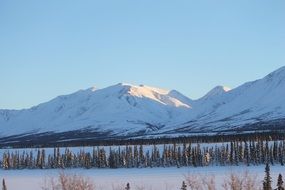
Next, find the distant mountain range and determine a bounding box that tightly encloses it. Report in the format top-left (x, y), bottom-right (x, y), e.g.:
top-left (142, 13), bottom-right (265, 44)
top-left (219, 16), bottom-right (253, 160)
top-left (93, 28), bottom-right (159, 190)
top-left (1, 66), bottom-right (285, 145)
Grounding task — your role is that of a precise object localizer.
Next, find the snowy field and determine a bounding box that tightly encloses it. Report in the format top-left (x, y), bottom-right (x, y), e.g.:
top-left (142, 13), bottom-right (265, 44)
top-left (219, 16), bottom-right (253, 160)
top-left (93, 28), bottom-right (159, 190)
top-left (1, 165), bottom-right (284, 190)
top-left (0, 141), bottom-right (284, 189)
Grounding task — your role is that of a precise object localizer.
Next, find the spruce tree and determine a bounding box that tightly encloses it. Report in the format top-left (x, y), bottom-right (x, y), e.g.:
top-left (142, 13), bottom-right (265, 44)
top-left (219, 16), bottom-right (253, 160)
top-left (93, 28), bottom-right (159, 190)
top-left (2, 178), bottom-right (7, 190)
top-left (244, 141), bottom-right (250, 166)
top-left (263, 163), bottom-right (272, 190)
top-left (125, 182), bottom-right (130, 190)
top-left (181, 181), bottom-right (187, 190)
top-left (277, 174), bottom-right (284, 190)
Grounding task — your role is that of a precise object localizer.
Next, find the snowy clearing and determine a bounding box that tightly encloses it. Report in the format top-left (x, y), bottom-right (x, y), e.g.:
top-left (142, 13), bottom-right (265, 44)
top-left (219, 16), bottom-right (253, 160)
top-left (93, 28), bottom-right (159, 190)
top-left (1, 165), bottom-right (284, 190)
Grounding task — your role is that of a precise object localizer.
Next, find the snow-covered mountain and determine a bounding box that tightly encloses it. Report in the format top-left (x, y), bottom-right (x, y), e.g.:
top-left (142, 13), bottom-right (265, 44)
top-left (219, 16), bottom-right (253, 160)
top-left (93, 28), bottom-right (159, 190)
top-left (199, 85), bottom-right (231, 100)
top-left (162, 66), bottom-right (285, 133)
top-left (0, 67), bottom-right (285, 143)
top-left (0, 83), bottom-right (192, 137)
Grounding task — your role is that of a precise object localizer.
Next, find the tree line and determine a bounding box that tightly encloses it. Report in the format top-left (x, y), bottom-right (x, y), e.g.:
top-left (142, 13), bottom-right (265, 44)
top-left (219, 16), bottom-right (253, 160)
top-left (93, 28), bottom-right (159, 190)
top-left (2, 139), bottom-right (285, 170)
top-left (2, 131), bottom-right (285, 149)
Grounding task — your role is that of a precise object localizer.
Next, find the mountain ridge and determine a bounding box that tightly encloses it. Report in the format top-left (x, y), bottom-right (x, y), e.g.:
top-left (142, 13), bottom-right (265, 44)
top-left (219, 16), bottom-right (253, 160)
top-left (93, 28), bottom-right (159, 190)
top-left (0, 66), bottom-right (285, 142)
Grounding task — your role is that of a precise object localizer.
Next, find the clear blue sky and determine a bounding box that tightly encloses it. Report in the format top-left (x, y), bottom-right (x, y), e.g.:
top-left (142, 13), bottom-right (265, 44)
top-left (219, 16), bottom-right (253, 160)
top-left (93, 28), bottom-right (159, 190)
top-left (0, 0), bottom-right (284, 109)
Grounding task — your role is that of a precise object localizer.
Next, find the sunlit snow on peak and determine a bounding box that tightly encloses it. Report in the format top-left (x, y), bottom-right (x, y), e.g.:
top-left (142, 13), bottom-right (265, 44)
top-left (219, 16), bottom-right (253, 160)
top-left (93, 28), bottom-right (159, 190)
top-left (114, 83), bottom-right (190, 108)
top-left (91, 86), bottom-right (97, 91)
top-left (221, 86), bottom-right (231, 92)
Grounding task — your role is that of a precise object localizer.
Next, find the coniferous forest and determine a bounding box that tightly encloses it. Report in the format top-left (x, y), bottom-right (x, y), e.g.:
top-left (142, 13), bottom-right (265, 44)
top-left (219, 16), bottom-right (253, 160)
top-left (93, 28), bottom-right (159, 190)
top-left (2, 138), bottom-right (285, 170)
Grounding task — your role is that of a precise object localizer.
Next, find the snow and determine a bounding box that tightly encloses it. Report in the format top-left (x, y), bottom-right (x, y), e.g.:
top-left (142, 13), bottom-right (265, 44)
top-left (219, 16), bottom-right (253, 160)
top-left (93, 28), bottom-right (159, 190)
top-left (167, 90), bottom-right (193, 106)
top-left (0, 66), bottom-right (285, 138)
top-left (1, 141), bottom-right (284, 189)
top-left (1, 166), bottom-right (284, 190)
top-left (163, 66), bottom-right (285, 132)
top-left (199, 85), bottom-right (231, 100)
top-left (0, 83), bottom-right (191, 136)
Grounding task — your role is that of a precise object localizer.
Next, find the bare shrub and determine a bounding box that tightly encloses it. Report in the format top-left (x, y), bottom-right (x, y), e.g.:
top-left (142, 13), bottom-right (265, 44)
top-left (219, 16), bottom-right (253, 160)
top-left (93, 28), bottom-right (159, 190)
top-left (242, 171), bottom-right (260, 190)
top-left (222, 173), bottom-right (243, 190)
top-left (185, 171), bottom-right (260, 190)
top-left (222, 172), bottom-right (261, 190)
top-left (201, 175), bottom-right (216, 190)
top-left (42, 172), bottom-right (95, 190)
top-left (184, 174), bottom-right (203, 190)
top-left (184, 174), bottom-right (216, 190)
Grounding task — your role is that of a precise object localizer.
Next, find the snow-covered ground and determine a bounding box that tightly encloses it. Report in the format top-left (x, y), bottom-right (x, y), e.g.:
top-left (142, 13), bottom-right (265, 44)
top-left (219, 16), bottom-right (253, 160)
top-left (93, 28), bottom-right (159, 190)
top-left (0, 166), bottom-right (284, 190)
top-left (1, 141), bottom-right (283, 189)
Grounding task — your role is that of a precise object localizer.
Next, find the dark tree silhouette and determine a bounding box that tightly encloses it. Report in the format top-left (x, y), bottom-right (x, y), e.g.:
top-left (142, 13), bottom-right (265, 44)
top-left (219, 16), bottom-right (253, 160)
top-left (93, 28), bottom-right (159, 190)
top-left (181, 181), bottom-right (187, 190)
top-left (125, 182), bottom-right (130, 190)
top-left (263, 163), bottom-right (272, 190)
top-left (2, 178), bottom-right (7, 190)
top-left (277, 174), bottom-right (285, 190)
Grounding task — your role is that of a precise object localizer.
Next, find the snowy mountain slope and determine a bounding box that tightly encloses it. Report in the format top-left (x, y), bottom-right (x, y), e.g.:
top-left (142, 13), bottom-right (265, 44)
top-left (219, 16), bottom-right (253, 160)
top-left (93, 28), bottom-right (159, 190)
top-left (0, 66), bottom-right (285, 142)
top-left (199, 86), bottom-right (231, 101)
top-left (167, 90), bottom-right (193, 106)
top-left (0, 83), bottom-right (191, 137)
top-left (161, 66), bottom-right (285, 133)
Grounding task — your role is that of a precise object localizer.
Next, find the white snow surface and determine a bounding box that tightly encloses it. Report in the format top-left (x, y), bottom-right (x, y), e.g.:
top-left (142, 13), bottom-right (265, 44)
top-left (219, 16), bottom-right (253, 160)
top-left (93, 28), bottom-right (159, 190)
top-left (1, 166), bottom-right (285, 190)
top-left (0, 67), bottom-right (285, 137)
top-left (199, 85), bottom-right (231, 100)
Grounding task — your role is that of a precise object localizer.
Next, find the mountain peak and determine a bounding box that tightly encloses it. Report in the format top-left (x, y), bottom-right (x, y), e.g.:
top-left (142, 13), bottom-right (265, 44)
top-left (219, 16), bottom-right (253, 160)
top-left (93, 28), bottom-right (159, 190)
top-left (91, 86), bottom-right (97, 91)
top-left (201, 85), bottom-right (231, 100)
top-left (98, 83), bottom-right (191, 108)
top-left (265, 66), bottom-right (285, 79)
top-left (110, 83), bottom-right (170, 95)
top-left (116, 82), bottom-right (133, 87)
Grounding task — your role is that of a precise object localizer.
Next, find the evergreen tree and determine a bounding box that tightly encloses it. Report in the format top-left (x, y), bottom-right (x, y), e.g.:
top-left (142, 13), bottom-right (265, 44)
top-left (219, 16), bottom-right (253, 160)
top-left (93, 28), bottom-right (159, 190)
top-left (277, 174), bottom-right (284, 190)
top-left (134, 145), bottom-right (139, 167)
top-left (2, 178), bottom-right (7, 190)
top-left (84, 152), bottom-right (92, 169)
top-left (263, 163), bottom-right (272, 190)
top-left (230, 141), bottom-right (234, 165)
top-left (125, 182), bottom-right (130, 190)
top-left (278, 144), bottom-right (284, 166)
top-left (244, 141), bottom-right (250, 166)
top-left (139, 145), bottom-right (144, 167)
top-left (181, 181), bottom-right (187, 190)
